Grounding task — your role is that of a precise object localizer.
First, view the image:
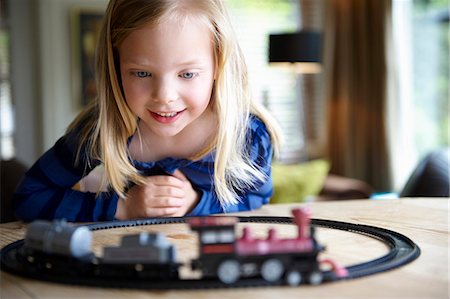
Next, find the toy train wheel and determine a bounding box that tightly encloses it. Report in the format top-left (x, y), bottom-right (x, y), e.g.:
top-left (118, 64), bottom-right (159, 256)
top-left (285, 270), bottom-right (302, 286)
top-left (217, 259), bottom-right (240, 284)
top-left (261, 258), bottom-right (284, 282)
top-left (308, 270), bottom-right (323, 285)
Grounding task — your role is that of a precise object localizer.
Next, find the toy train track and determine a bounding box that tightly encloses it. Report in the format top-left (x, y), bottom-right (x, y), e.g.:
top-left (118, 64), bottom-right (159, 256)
top-left (0, 214), bottom-right (420, 289)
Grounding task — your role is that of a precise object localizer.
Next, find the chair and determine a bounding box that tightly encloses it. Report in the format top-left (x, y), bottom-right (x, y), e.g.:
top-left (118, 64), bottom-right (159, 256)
top-left (1, 158), bottom-right (28, 223)
top-left (400, 148), bottom-right (450, 197)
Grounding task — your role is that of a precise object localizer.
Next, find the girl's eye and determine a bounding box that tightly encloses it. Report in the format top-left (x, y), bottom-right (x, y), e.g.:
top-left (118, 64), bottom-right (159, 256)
top-left (180, 72), bottom-right (197, 79)
top-left (135, 71), bottom-right (151, 78)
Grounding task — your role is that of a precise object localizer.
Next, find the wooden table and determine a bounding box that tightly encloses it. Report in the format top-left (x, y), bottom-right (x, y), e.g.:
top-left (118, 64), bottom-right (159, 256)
top-left (1, 198), bottom-right (448, 299)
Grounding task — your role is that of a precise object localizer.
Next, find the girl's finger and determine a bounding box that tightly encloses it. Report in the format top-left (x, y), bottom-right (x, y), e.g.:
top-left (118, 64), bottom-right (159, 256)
top-left (172, 169), bottom-right (187, 181)
top-left (149, 197), bottom-right (184, 208)
top-left (149, 185), bottom-right (184, 198)
top-left (145, 175), bottom-right (184, 187)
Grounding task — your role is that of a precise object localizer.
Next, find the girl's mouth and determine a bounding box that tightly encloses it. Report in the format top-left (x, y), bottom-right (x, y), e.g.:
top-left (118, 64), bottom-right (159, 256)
top-left (150, 109), bottom-right (185, 123)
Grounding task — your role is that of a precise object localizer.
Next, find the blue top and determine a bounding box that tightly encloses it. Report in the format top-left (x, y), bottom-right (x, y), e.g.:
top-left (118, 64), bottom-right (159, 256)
top-left (14, 116), bottom-right (274, 222)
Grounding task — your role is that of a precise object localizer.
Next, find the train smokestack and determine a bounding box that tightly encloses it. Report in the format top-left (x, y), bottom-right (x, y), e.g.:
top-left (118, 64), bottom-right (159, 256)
top-left (292, 207), bottom-right (311, 239)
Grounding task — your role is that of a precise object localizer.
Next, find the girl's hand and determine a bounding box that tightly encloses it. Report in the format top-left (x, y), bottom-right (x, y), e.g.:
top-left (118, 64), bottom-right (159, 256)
top-left (115, 170), bottom-right (200, 220)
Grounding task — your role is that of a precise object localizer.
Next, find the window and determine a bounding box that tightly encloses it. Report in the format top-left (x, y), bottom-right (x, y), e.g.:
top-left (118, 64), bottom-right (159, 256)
top-left (200, 230), bottom-right (235, 244)
top-left (390, 0), bottom-right (449, 189)
top-left (410, 0), bottom-right (449, 153)
top-left (0, 0), bottom-right (14, 160)
top-left (227, 0), bottom-right (308, 162)
top-left (218, 230), bottom-right (235, 243)
top-left (201, 231), bottom-right (217, 244)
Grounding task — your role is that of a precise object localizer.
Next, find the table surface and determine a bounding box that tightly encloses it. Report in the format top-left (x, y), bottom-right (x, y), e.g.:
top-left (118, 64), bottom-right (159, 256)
top-left (0, 198), bottom-right (448, 299)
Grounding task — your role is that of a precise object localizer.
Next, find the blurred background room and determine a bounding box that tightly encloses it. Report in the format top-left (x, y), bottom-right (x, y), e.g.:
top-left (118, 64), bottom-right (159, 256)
top-left (1, 0), bottom-right (449, 222)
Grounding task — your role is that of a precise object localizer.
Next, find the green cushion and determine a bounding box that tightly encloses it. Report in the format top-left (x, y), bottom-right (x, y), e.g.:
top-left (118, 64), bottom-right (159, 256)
top-left (270, 159), bottom-right (330, 203)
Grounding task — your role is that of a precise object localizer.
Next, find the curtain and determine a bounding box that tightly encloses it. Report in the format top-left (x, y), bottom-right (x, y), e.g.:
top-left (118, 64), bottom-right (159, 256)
top-left (322, 0), bottom-right (392, 191)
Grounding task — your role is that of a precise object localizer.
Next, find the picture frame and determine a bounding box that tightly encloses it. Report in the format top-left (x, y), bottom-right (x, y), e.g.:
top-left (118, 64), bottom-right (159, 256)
top-left (70, 7), bottom-right (105, 109)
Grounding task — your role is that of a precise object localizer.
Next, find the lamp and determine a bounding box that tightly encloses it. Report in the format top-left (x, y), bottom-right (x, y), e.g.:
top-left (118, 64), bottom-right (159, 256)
top-left (269, 31), bottom-right (322, 73)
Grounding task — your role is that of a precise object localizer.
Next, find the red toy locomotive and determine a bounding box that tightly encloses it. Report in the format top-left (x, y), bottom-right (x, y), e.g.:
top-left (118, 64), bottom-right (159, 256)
top-left (189, 207), bottom-right (347, 285)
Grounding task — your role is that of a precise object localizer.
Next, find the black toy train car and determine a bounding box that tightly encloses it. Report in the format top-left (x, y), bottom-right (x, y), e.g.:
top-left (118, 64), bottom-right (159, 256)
top-left (20, 207), bottom-right (347, 285)
top-left (98, 232), bottom-right (180, 280)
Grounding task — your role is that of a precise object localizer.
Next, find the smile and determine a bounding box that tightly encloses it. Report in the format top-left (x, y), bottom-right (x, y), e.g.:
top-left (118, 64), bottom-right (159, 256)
top-left (149, 109), bottom-right (186, 124)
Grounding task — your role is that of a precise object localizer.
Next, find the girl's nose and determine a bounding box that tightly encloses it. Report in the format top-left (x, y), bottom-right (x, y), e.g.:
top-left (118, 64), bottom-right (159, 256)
top-left (152, 79), bottom-right (177, 104)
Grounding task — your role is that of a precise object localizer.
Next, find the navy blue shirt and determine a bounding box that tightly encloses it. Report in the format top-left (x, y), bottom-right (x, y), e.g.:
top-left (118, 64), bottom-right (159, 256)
top-left (14, 116), bottom-right (274, 222)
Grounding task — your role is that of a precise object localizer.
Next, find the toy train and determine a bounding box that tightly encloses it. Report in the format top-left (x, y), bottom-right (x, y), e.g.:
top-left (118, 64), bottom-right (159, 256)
top-left (18, 207), bottom-right (347, 286)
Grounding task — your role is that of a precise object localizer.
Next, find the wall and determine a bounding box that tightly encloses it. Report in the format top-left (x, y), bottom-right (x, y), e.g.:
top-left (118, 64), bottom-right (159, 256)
top-left (9, 0), bottom-right (107, 166)
top-left (9, 0), bottom-right (40, 166)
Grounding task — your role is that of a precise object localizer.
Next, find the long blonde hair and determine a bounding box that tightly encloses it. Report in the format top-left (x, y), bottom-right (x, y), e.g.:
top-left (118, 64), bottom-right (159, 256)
top-left (68, 0), bottom-right (281, 208)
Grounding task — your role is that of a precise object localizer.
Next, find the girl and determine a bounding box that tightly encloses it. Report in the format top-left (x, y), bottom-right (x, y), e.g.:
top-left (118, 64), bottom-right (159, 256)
top-left (14, 0), bottom-right (281, 222)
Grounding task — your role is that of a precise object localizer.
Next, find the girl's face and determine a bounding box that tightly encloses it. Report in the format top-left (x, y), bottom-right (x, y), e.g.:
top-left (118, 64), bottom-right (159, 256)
top-left (118, 17), bottom-right (216, 138)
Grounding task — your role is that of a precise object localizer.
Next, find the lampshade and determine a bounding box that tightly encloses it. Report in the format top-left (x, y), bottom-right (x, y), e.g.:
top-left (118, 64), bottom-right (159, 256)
top-left (269, 31), bottom-right (322, 73)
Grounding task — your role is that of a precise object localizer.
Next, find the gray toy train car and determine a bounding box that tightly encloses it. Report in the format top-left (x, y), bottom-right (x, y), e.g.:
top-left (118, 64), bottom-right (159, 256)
top-left (24, 220), bottom-right (92, 258)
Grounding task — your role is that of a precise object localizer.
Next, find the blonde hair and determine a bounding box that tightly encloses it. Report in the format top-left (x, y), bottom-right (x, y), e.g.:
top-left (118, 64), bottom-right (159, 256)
top-left (68, 0), bottom-right (281, 208)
